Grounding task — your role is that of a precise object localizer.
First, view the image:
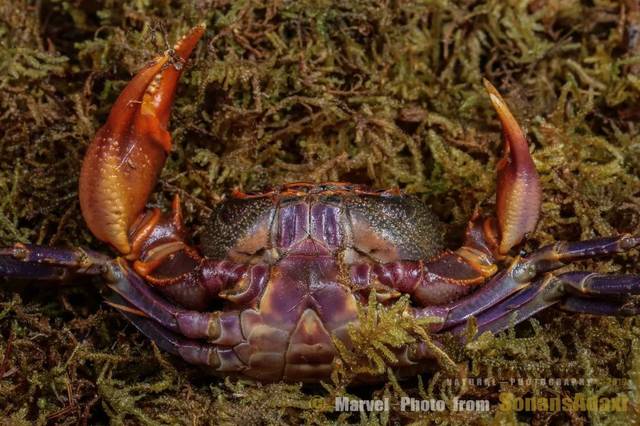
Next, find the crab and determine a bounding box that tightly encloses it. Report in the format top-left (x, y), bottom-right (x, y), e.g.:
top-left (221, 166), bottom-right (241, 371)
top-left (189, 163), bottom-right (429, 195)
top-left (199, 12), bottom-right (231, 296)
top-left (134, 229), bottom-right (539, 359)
top-left (1, 25), bottom-right (640, 383)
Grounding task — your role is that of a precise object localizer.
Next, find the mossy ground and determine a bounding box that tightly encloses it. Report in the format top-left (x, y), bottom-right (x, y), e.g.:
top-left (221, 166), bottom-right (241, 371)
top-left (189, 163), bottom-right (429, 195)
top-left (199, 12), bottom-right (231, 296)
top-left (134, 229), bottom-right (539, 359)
top-left (1, 0), bottom-right (640, 424)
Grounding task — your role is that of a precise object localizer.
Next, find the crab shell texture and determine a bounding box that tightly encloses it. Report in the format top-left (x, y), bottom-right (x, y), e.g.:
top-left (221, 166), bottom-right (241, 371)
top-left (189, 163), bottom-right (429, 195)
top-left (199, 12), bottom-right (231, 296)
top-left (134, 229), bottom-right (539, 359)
top-left (185, 183), bottom-right (444, 381)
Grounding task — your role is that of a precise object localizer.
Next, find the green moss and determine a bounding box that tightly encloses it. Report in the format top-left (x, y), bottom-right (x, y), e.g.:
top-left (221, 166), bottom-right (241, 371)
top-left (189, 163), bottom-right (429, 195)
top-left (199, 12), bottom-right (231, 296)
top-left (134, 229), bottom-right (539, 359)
top-left (1, 0), bottom-right (640, 424)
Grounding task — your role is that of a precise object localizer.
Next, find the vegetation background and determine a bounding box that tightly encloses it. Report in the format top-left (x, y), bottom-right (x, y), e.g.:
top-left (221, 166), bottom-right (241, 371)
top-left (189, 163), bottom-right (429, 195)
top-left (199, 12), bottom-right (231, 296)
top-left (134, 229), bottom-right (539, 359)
top-left (1, 0), bottom-right (640, 424)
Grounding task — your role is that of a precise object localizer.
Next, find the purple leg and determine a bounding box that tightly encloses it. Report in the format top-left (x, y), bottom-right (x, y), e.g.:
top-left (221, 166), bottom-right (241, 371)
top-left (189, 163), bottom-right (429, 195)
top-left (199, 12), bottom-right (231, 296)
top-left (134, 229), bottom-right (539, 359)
top-left (385, 235), bottom-right (640, 333)
top-left (559, 271), bottom-right (640, 296)
top-left (448, 271), bottom-right (640, 337)
top-left (104, 259), bottom-right (248, 344)
top-left (108, 292), bottom-right (246, 373)
top-left (0, 244), bottom-right (109, 280)
top-left (1, 243), bottom-right (252, 373)
top-left (0, 243), bottom-right (250, 345)
top-left (559, 297), bottom-right (640, 316)
top-left (412, 266), bottom-right (528, 330)
top-left (523, 236), bottom-right (640, 276)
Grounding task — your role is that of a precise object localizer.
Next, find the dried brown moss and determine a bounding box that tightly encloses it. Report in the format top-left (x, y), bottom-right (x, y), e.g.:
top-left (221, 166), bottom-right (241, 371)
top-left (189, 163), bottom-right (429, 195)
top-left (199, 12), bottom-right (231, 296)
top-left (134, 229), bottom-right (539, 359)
top-left (1, 0), bottom-right (640, 424)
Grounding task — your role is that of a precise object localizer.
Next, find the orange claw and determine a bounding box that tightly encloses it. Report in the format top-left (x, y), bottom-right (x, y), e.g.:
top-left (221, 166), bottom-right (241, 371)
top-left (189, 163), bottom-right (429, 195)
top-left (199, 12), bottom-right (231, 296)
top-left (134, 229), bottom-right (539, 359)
top-left (79, 24), bottom-right (205, 254)
top-left (483, 80), bottom-right (542, 255)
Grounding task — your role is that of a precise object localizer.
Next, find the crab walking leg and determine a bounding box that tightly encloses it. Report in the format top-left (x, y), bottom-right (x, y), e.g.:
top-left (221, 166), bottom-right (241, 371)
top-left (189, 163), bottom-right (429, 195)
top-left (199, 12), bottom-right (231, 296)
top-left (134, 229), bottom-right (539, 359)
top-left (522, 235), bottom-right (640, 275)
top-left (439, 236), bottom-right (640, 327)
top-left (456, 234), bottom-right (640, 323)
top-left (559, 297), bottom-right (640, 316)
top-left (448, 271), bottom-right (640, 337)
top-left (0, 243), bottom-right (252, 343)
top-left (105, 259), bottom-right (255, 343)
top-left (384, 261), bottom-right (531, 330)
top-left (79, 25), bottom-right (205, 255)
top-left (109, 293), bottom-right (245, 373)
top-left (0, 244), bottom-right (110, 281)
top-left (367, 234), bottom-right (640, 331)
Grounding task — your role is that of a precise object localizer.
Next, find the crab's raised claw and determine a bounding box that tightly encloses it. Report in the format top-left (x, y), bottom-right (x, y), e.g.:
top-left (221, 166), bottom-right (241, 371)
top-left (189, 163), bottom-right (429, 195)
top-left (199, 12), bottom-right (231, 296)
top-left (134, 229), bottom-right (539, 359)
top-left (80, 24), bottom-right (205, 255)
top-left (484, 80), bottom-right (542, 255)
